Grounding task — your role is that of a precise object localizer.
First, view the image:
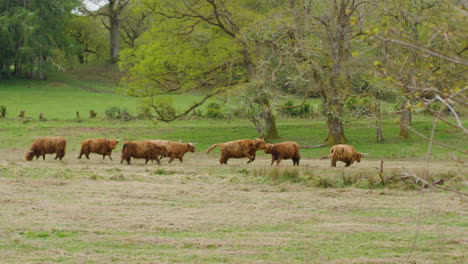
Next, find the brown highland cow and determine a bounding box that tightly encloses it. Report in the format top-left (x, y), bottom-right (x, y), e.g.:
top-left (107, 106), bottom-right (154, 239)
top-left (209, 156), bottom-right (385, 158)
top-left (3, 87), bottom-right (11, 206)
top-left (26, 137), bottom-right (67, 161)
top-left (78, 138), bottom-right (119, 160)
top-left (264, 142), bottom-right (301, 166)
top-left (120, 141), bottom-right (167, 165)
top-left (206, 139), bottom-right (267, 164)
top-left (149, 140), bottom-right (196, 163)
top-left (322, 144), bottom-right (362, 167)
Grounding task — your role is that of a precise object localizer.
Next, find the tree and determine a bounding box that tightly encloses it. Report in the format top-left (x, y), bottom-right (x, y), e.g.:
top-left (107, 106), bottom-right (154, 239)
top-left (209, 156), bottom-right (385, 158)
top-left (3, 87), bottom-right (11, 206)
top-left (370, 0), bottom-right (468, 139)
top-left (120, 1), bottom-right (149, 48)
top-left (0, 0), bottom-right (80, 79)
top-left (67, 15), bottom-right (108, 64)
top-left (82, 0), bottom-right (130, 62)
top-left (121, 0), bottom-right (281, 139)
top-left (281, 0), bottom-right (379, 145)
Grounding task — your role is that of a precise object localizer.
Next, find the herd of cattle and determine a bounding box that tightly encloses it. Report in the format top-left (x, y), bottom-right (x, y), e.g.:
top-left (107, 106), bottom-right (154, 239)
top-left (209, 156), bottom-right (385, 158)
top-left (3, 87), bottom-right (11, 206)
top-left (25, 137), bottom-right (363, 167)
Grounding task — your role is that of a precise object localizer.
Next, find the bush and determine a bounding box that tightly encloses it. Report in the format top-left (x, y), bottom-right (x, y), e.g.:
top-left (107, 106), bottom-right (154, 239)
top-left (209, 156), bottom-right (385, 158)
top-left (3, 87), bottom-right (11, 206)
top-left (105, 106), bottom-right (135, 121)
top-left (344, 96), bottom-right (373, 117)
top-left (280, 100), bottom-right (312, 117)
top-left (206, 102), bottom-right (224, 119)
top-left (0, 105), bottom-right (5, 118)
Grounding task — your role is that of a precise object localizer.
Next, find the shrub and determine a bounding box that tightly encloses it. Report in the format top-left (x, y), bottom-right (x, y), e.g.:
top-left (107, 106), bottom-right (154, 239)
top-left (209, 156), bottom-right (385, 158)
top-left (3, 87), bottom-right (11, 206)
top-left (344, 96), bottom-right (373, 117)
top-left (0, 105), bottom-right (6, 118)
top-left (280, 100), bottom-right (312, 117)
top-left (105, 106), bottom-right (120, 119)
top-left (206, 102), bottom-right (224, 119)
top-left (105, 107), bottom-right (135, 121)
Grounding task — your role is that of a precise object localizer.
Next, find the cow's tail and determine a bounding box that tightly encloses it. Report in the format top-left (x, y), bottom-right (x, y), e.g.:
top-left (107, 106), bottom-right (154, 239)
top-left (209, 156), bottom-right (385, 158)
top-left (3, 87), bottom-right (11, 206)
top-left (206, 144), bottom-right (220, 154)
top-left (321, 147), bottom-right (334, 160)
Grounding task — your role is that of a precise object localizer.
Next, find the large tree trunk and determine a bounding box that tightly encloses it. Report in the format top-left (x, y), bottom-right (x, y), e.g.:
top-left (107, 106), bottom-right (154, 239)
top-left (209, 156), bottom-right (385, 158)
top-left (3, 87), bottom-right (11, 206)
top-left (326, 115), bottom-right (347, 145)
top-left (399, 101), bottom-right (411, 139)
top-left (375, 100), bottom-right (383, 142)
top-left (109, 15), bottom-right (120, 62)
top-left (264, 109), bottom-right (279, 139)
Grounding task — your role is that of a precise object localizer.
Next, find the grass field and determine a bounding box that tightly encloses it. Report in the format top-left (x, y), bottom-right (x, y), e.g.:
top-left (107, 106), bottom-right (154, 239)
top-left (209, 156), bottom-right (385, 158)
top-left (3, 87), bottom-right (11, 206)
top-left (0, 153), bottom-right (466, 263)
top-left (0, 65), bottom-right (467, 263)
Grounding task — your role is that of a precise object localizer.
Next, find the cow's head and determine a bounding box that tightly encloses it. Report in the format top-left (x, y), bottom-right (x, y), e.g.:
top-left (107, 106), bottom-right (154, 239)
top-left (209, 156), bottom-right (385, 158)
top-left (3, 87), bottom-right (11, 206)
top-left (255, 139), bottom-right (267, 150)
top-left (108, 140), bottom-right (119, 150)
top-left (187, 143), bottom-right (196, 153)
top-left (160, 145), bottom-right (168, 156)
top-left (354, 152), bottom-right (362, 163)
top-left (25, 150), bottom-right (34, 161)
top-left (264, 143), bottom-right (274, 154)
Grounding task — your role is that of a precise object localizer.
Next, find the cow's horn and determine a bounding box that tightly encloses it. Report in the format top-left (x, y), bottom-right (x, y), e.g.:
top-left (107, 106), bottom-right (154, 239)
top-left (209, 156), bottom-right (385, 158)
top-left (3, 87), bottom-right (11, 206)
top-left (179, 138), bottom-right (182, 142)
top-left (361, 152), bottom-right (368, 156)
top-left (29, 151), bottom-right (33, 153)
top-left (117, 138), bottom-right (121, 142)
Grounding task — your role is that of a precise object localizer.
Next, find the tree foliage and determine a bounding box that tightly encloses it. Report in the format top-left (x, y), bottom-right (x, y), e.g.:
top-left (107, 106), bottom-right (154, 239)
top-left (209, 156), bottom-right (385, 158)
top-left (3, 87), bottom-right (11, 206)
top-left (0, 0), bottom-right (80, 79)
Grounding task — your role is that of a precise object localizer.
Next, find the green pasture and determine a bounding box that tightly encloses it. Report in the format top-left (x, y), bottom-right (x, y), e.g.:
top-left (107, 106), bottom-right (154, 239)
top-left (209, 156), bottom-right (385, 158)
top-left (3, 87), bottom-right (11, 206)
top-left (0, 117), bottom-right (464, 160)
top-left (0, 66), bottom-right (466, 160)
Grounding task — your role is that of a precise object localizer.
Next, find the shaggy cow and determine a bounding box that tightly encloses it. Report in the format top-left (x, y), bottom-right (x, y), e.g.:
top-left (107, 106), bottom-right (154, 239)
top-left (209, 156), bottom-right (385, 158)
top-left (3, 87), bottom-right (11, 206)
top-left (322, 144), bottom-right (362, 167)
top-left (206, 139), bottom-right (267, 164)
top-left (264, 142), bottom-right (301, 166)
top-left (120, 141), bottom-right (167, 165)
top-left (78, 138), bottom-right (119, 160)
top-left (25, 137), bottom-right (67, 161)
top-left (149, 140), bottom-right (196, 163)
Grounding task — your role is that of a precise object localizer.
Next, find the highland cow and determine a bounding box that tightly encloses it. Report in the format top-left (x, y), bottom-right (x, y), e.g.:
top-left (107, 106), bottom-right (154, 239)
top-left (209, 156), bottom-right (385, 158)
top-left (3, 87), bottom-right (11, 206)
top-left (206, 139), bottom-right (267, 164)
top-left (322, 144), bottom-right (362, 167)
top-left (26, 137), bottom-right (67, 161)
top-left (264, 142), bottom-right (301, 166)
top-left (78, 138), bottom-right (119, 160)
top-left (120, 141), bottom-right (167, 165)
top-left (149, 140), bottom-right (196, 163)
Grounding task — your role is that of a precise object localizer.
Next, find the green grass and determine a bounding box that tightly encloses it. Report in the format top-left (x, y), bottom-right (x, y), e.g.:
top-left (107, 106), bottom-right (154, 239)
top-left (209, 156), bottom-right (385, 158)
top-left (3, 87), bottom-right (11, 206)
top-left (0, 116), bottom-right (464, 160)
top-left (0, 163), bottom-right (466, 263)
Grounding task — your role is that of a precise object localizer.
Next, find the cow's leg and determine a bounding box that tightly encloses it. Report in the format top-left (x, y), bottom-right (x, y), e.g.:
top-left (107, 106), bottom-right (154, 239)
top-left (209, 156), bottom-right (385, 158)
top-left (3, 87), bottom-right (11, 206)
top-left (103, 154), bottom-right (106, 160)
top-left (345, 161), bottom-right (352, 167)
top-left (220, 154), bottom-right (228, 164)
top-left (271, 156), bottom-right (275, 166)
top-left (126, 157), bottom-right (131, 164)
top-left (276, 155), bottom-right (283, 166)
top-left (178, 156), bottom-right (183, 163)
top-left (155, 157), bottom-right (161, 165)
top-left (331, 159), bottom-right (337, 167)
top-left (108, 155), bottom-right (113, 161)
top-left (41, 151), bottom-right (46, 160)
top-left (168, 154), bottom-right (175, 163)
top-left (120, 157), bottom-right (124, 164)
top-left (78, 150), bottom-right (84, 159)
top-left (293, 157), bottom-right (300, 166)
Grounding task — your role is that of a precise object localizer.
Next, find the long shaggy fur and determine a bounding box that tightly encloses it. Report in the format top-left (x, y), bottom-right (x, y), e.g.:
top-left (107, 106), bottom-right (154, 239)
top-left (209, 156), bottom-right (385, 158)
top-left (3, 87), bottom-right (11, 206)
top-left (121, 141), bottom-right (167, 165)
top-left (206, 139), bottom-right (267, 164)
top-left (78, 138), bottom-right (119, 160)
top-left (149, 140), bottom-right (195, 163)
top-left (26, 137), bottom-right (67, 161)
top-left (322, 144), bottom-right (362, 167)
top-left (264, 142), bottom-right (301, 166)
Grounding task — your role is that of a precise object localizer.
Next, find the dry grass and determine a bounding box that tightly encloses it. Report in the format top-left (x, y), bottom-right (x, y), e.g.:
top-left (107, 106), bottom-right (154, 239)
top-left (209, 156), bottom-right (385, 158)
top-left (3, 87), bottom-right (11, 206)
top-left (0, 148), bottom-right (467, 263)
